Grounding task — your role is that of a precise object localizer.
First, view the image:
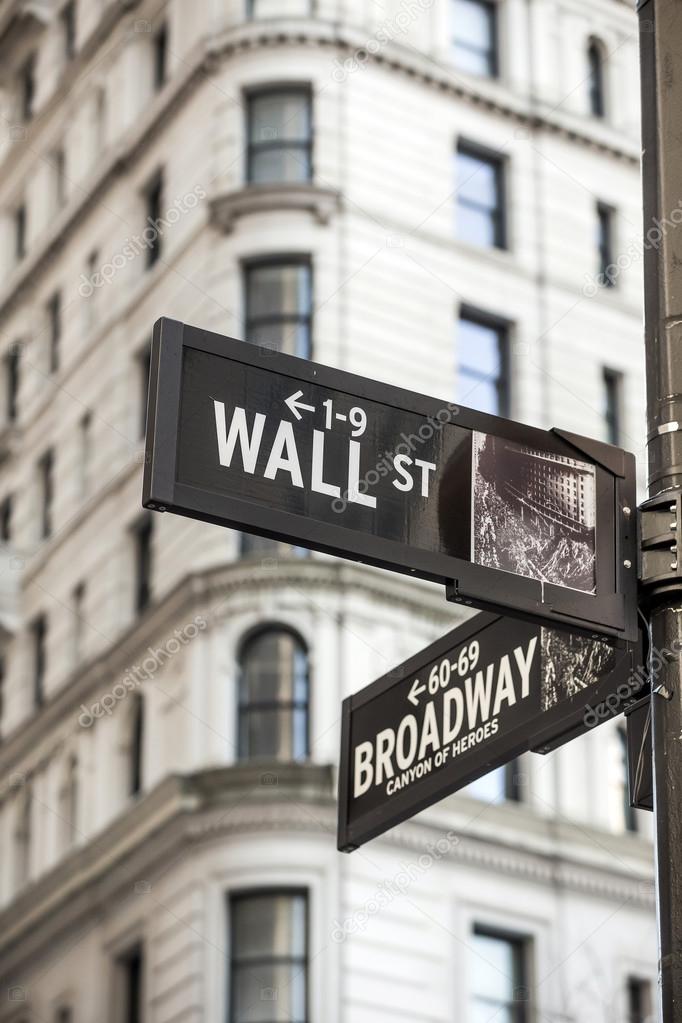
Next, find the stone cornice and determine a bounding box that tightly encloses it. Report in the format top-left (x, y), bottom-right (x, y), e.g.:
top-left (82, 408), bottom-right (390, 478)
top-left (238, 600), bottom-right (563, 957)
top-left (210, 183), bottom-right (341, 233)
top-left (0, 762), bottom-right (653, 984)
top-left (0, 559), bottom-right (457, 777)
top-left (207, 19), bottom-right (640, 165)
top-left (0, 15), bottom-right (640, 327)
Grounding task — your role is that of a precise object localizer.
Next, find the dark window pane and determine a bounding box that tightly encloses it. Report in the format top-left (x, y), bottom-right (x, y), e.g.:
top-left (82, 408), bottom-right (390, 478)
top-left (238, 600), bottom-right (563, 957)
top-left (230, 893), bottom-right (308, 1023)
top-left (39, 449), bottom-right (54, 539)
top-left (5, 344), bottom-right (20, 423)
top-left (457, 312), bottom-right (508, 416)
top-left (627, 977), bottom-right (653, 1023)
top-left (119, 945), bottom-right (144, 1023)
top-left (129, 694), bottom-right (144, 796)
top-left (603, 368), bottom-right (622, 445)
top-left (457, 147), bottom-right (505, 248)
top-left (15, 205), bottom-right (26, 261)
top-left (154, 23), bottom-right (168, 90)
top-left (597, 202), bottom-right (616, 286)
top-left (238, 630), bottom-right (309, 760)
top-left (32, 615), bottom-right (47, 708)
top-left (20, 55), bottom-right (35, 121)
top-left (245, 261), bottom-right (312, 359)
top-left (588, 41), bottom-right (605, 117)
top-left (134, 515), bottom-right (153, 613)
top-left (61, 1), bottom-right (76, 60)
top-left (247, 90), bottom-right (312, 185)
top-left (453, 0), bottom-right (497, 76)
top-left (471, 930), bottom-right (528, 1023)
top-left (145, 173), bottom-right (163, 268)
top-left (48, 292), bottom-right (61, 373)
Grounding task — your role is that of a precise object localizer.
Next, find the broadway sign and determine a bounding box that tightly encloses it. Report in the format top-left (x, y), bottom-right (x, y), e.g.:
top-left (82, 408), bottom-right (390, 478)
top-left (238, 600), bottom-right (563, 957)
top-left (337, 612), bottom-right (641, 851)
top-left (143, 318), bottom-right (637, 640)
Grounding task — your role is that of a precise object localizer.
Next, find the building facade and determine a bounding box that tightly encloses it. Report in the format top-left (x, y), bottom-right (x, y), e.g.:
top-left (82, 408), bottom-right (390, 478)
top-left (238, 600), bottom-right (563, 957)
top-left (0, 1), bottom-right (656, 1022)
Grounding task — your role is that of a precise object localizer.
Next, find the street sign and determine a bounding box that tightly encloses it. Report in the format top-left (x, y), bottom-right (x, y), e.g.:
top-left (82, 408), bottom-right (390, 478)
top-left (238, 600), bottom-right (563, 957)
top-left (143, 317), bottom-right (637, 641)
top-left (337, 612), bottom-right (641, 851)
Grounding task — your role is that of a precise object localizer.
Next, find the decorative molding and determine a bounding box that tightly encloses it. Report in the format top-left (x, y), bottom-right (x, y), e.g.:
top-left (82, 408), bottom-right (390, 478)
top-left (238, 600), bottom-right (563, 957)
top-left (0, 763), bottom-right (654, 983)
top-left (210, 183), bottom-right (341, 233)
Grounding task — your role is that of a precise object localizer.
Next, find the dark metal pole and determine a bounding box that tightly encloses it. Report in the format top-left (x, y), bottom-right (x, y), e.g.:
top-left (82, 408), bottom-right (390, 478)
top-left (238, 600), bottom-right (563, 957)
top-left (638, 0), bottom-right (682, 1018)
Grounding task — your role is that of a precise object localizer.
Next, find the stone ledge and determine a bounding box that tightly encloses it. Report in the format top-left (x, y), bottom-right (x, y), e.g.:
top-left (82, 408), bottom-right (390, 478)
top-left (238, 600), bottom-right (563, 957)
top-left (209, 183), bottom-right (341, 233)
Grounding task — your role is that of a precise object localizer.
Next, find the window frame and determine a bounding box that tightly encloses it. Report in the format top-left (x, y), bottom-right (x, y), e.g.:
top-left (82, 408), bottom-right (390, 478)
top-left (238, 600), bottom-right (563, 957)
top-left (60, 1), bottom-right (77, 62)
top-left (597, 200), bottom-right (616, 287)
top-left (153, 22), bottom-right (168, 91)
top-left (457, 304), bottom-right (511, 418)
top-left (143, 170), bottom-right (164, 269)
top-left (471, 924), bottom-right (530, 1023)
top-left (243, 255), bottom-right (314, 360)
top-left (132, 514), bottom-right (153, 614)
top-left (452, 0), bottom-right (499, 78)
top-left (15, 203), bottom-right (27, 262)
top-left (31, 614), bottom-right (47, 709)
top-left (587, 37), bottom-right (606, 118)
top-left (456, 139), bottom-right (507, 249)
top-left (245, 85), bottom-right (313, 186)
top-left (603, 366), bottom-right (623, 446)
top-left (237, 625), bottom-right (311, 762)
top-left (47, 291), bottom-right (62, 374)
top-left (228, 888), bottom-right (310, 1023)
top-left (38, 448), bottom-right (54, 540)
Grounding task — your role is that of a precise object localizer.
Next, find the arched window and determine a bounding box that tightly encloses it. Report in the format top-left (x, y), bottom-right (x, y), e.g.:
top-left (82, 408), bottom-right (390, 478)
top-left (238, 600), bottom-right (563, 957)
top-left (237, 628), bottom-right (309, 761)
top-left (588, 39), bottom-right (606, 118)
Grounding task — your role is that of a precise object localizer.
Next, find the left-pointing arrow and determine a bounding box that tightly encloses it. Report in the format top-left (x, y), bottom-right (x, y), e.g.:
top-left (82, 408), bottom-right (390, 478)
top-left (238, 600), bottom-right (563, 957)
top-left (408, 679), bottom-right (426, 707)
top-left (285, 389), bottom-right (316, 421)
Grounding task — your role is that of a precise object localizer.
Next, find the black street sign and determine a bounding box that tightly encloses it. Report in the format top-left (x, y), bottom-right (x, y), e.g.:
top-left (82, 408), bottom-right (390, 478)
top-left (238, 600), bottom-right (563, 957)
top-left (143, 317), bottom-right (637, 641)
top-left (337, 612), bottom-right (642, 851)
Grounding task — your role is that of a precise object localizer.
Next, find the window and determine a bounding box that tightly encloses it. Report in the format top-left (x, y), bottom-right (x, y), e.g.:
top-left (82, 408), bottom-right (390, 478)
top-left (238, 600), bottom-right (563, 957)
top-left (456, 143), bottom-right (506, 248)
top-left (138, 342), bottom-right (152, 439)
top-left (244, 259), bottom-right (312, 359)
top-left (603, 368), bottom-right (623, 445)
top-left (452, 0), bottom-right (497, 76)
top-left (55, 1008), bottom-right (73, 1023)
top-left (466, 760), bottom-right (523, 804)
top-left (588, 39), bottom-right (605, 117)
top-left (597, 202), bottom-right (616, 287)
top-left (618, 726), bottom-right (637, 833)
top-left (59, 754), bottom-right (78, 850)
top-left (229, 891), bottom-right (308, 1023)
top-left (457, 309), bottom-right (509, 415)
top-left (0, 495), bottom-right (12, 543)
top-left (143, 172), bottom-right (163, 268)
top-left (153, 23), bottom-right (168, 91)
top-left (128, 693), bottom-right (144, 797)
top-left (15, 204), bottom-right (27, 262)
top-left (31, 615), bottom-right (47, 708)
top-left (247, 88), bottom-right (312, 184)
top-left (4, 344), bottom-right (19, 423)
top-left (61, 1), bottom-right (77, 61)
top-left (47, 291), bottom-right (62, 373)
top-left (238, 628), bottom-right (309, 761)
top-left (78, 410), bottom-right (92, 498)
top-left (72, 581), bottom-right (86, 664)
top-left (627, 977), bottom-right (653, 1023)
top-left (471, 928), bottom-right (529, 1023)
top-left (53, 148), bottom-right (66, 209)
top-left (15, 785), bottom-right (32, 887)
top-left (117, 944), bottom-right (144, 1023)
top-left (133, 515), bottom-right (153, 613)
top-left (19, 55), bottom-right (35, 122)
top-left (38, 449), bottom-right (54, 539)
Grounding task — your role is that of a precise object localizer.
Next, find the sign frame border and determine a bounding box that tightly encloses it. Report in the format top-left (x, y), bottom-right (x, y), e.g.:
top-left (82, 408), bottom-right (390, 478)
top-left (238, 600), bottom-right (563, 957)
top-left (143, 317), bottom-right (638, 642)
